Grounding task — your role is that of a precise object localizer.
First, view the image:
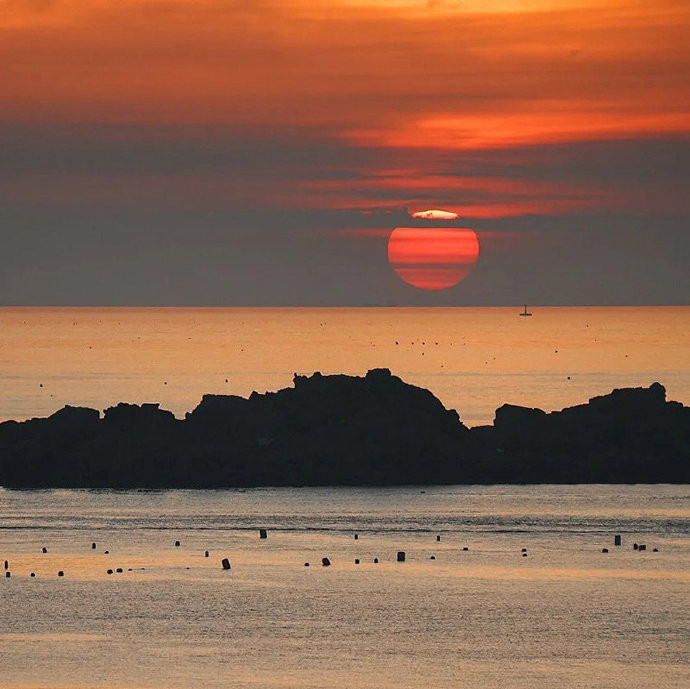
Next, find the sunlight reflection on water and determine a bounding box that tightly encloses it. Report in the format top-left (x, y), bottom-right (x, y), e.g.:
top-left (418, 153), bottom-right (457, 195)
top-left (1, 485), bottom-right (688, 689)
top-left (1, 306), bottom-right (688, 426)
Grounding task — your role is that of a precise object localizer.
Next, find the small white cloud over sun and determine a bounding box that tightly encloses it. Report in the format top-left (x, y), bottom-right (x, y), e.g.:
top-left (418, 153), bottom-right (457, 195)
top-left (411, 209), bottom-right (459, 220)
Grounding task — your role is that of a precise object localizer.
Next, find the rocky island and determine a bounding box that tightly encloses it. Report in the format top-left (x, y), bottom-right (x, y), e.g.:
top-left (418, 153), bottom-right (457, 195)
top-left (0, 369), bottom-right (687, 487)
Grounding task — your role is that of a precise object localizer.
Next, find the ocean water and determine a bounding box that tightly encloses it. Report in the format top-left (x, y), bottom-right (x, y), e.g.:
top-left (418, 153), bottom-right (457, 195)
top-left (0, 486), bottom-right (688, 689)
top-left (1, 307), bottom-right (688, 687)
top-left (1, 306), bottom-right (689, 426)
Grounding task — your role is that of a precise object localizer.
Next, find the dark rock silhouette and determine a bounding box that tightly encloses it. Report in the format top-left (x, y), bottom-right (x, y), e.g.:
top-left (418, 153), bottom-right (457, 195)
top-left (472, 379), bottom-right (689, 484)
top-left (0, 370), bottom-right (688, 488)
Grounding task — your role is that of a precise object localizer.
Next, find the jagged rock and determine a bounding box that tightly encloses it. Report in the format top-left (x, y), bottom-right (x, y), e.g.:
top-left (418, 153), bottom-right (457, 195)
top-left (103, 403), bottom-right (175, 428)
top-left (49, 405), bottom-right (100, 426)
top-left (0, 374), bottom-right (687, 487)
top-left (494, 404), bottom-right (547, 431)
top-left (185, 394), bottom-right (248, 422)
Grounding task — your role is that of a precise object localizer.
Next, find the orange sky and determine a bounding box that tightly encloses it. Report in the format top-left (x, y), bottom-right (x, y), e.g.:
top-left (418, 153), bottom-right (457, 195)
top-left (0, 0), bottom-right (688, 304)
top-left (3, 1), bottom-right (687, 127)
top-left (2, 0), bottom-right (688, 215)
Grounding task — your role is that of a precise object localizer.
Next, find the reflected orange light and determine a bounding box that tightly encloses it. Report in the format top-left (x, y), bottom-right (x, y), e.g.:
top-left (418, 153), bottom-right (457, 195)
top-left (387, 227), bottom-right (480, 290)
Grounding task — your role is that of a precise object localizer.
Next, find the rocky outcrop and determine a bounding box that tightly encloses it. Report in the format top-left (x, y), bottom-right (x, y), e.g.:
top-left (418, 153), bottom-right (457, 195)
top-left (471, 382), bottom-right (690, 483)
top-left (0, 371), bottom-right (687, 487)
top-left (104, 402), bottom-right (176, 429)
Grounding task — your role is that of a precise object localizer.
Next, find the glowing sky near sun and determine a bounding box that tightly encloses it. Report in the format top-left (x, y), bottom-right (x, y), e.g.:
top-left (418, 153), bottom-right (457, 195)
top-left (0, 0), bottom-right (688, 304)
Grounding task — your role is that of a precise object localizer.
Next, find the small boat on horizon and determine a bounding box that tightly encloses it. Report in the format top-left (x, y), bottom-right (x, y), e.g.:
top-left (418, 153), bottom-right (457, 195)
top-left (520, 304), bottom-right (532, 317)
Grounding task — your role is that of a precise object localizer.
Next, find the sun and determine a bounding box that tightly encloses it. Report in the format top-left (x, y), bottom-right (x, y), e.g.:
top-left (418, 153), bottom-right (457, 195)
top-left (387, 213), bottom-right (480, 290)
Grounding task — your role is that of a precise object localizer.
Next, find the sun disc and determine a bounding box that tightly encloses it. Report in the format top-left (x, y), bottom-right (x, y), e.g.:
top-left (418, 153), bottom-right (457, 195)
top-left (388, 226), bottom-right (480, 290)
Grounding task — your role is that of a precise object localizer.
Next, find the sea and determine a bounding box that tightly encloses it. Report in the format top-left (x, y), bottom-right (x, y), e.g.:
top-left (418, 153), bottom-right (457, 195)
top-left (1, 306), bottom-right (689, 425)
top-left (1, 307), bottom-right (689, 688)
top-left (0, 486), bottom-right (688, 689)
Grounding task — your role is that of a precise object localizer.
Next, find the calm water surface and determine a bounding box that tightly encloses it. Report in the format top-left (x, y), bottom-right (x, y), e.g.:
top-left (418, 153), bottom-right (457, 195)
top-left (1, 306), bottom-right (688, 425)
top-left (2, 308), bottom-right (688, 686)
top-left (0, 486), bottom-right (688, 689)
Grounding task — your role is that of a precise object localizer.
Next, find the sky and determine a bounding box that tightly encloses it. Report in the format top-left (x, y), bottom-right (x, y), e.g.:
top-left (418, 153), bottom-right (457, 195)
top-left (1, 0), bottom-right (688, 306)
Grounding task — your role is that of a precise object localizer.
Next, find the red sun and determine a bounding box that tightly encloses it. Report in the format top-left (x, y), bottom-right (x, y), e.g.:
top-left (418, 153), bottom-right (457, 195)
top-left (387, 226), bottom-right (480, 290)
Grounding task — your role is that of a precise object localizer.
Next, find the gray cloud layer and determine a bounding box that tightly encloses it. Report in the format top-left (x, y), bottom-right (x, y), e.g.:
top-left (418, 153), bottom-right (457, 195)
top-left (1, 124), bottom-right (688, 306)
